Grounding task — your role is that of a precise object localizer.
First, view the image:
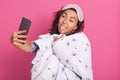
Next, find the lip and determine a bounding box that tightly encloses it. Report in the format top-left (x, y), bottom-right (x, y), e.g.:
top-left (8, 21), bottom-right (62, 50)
top-left (59, 24), bottom-right (67, 31)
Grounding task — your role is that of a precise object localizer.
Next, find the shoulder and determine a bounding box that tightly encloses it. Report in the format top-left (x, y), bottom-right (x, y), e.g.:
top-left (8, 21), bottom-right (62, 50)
top-left (68, 32), bottom-right (89, 40)
top-left (77, 32), bottom-right (89, 41)
top-left (67, 32), bottom-right (91, 44)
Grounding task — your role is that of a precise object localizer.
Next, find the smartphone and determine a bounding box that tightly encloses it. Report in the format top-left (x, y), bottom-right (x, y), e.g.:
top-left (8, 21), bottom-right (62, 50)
top-left (18, 17), bottom-right (31, 40)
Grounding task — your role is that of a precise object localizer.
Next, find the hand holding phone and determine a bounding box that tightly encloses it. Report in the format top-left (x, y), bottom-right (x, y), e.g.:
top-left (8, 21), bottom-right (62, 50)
top-left (18, 17), bottom-right (31, 40)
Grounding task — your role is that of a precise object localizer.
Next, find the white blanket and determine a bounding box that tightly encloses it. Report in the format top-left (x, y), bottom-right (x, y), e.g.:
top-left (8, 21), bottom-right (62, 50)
top-left (31, 32), bottom-right (93, 80)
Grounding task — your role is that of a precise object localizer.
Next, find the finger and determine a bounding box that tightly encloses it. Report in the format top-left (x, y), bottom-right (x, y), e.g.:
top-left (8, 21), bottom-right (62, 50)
top-left (10, 34), bottom-right (14, 43)
top-left (13, 42), bottom-right (23, 46)
top-left (56, 34), bottom-right (65, 40)
top-left (13, 38), bottom-right (26, 44)
top-left (12, 32), bottom-right (27, 39)
top-left (16, 38), bottom-right (26, 43)
top-left (15, 30), bottom-right (27, 35)
top-left (16, 35), bottom-right (27, 39)
top-left (59, 34), bottom-right (65, 38)
top-left (54, 34), bottom-right (65, 42)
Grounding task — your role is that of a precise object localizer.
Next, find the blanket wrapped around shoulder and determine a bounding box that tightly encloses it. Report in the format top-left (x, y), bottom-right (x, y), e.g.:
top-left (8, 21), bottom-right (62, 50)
top-left (31, 32), bottom-right (93, 80)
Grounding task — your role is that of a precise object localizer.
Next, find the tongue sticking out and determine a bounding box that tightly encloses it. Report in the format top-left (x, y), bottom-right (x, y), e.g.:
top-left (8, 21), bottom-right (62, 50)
top-left (60, 26), bottom-right (66, 31)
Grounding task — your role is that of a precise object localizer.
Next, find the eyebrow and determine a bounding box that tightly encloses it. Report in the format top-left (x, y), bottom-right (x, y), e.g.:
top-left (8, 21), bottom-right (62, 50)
top-left (63, 12), bottom-right (77, 21)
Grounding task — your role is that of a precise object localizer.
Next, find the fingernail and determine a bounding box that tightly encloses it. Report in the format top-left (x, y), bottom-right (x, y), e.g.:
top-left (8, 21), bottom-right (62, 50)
top-left (24, 30), bottom-right (27, 32)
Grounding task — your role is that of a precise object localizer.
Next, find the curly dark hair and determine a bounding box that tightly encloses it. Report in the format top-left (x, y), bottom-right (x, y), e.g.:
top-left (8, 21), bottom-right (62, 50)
top-left (49, 8), bottom-right (84, 35)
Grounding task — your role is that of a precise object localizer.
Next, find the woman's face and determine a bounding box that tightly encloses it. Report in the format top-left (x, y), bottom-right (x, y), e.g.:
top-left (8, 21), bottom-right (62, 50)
top-left (58, 9), bottom-right (78, 34)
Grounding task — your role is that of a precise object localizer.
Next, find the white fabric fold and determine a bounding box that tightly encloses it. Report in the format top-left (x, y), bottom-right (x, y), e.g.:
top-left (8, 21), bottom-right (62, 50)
top-left (31, 32), bottom-right (93, 80)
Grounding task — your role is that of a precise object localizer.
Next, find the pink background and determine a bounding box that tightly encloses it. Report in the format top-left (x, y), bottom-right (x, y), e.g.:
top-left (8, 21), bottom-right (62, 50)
top-left (0, 0), bottom-right (120, 80)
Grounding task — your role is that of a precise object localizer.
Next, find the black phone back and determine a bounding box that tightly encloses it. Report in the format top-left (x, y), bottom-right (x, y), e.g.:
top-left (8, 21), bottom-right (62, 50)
top-left (18, 17), bottom-right (31, 40)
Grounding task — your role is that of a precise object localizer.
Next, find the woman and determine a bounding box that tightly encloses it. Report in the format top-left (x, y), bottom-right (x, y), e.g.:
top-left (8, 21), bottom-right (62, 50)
top-left (11, 4), bottom-right (93, 80)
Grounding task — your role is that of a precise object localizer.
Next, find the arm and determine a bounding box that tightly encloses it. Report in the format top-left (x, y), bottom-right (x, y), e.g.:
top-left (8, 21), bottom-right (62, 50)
top-left (10, 30), bottom-right (31, 53)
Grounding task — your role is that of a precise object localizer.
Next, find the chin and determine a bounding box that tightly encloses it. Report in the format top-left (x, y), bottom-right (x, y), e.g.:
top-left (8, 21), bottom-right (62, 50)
top-left (59, 31), bottom-right (65, 34)
top-left (59, 30), bottom-right (68, 34)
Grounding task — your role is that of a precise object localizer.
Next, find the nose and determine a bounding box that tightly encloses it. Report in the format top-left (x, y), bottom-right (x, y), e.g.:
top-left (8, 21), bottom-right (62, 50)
top-left (63, 18), bottom-right (68, 24)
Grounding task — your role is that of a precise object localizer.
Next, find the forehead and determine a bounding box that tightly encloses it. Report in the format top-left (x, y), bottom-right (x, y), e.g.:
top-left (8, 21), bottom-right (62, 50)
top-left (62, 9), bottom-right (78, 18)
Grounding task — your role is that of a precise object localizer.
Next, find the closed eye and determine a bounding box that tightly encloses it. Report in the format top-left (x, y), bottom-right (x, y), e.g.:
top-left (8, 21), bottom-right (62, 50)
top-left (70, 19), bottom-right (75, 22)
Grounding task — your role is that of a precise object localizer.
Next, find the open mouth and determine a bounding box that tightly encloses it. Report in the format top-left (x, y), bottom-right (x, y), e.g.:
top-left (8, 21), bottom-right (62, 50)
top-left (59, 24), bottom-right (67, 31)
top-left (60, 25), bottom-right (66, 31)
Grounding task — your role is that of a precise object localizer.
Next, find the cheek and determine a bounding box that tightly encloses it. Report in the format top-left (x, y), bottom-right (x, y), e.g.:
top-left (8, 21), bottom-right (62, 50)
top-left (68, 23), bottom-right (77, 29)
top-left (73, 21), bottom-right (78, 28)
top-left (58, 21), bottom-right (61, 29)
top-left (58, 17), bottom-right (63, 23)
top-left (58, 18), bottom-right (62, 25)
top-left (58, 18), bottom-right (64, 28)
